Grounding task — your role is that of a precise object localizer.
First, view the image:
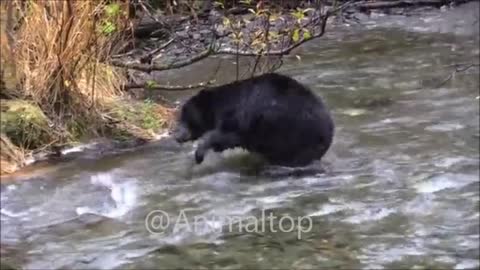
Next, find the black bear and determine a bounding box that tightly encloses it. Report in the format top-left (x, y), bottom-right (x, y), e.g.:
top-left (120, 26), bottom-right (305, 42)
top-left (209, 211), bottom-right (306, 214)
top-left (171, 73), bottom-right (335, 167)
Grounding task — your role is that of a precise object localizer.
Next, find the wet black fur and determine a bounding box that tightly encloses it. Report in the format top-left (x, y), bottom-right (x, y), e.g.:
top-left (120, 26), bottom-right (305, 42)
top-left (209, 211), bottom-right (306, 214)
top-left (172, 73), bottom-right (335, 167)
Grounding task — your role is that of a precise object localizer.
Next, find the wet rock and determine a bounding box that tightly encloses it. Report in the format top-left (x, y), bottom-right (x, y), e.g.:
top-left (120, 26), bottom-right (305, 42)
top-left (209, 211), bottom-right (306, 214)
top-left (353, 12), bottom-right (370, 22)
top-left (176, 31), bottom-right (189, 39)
top-left (192, 33), bottom-right (202, 40)
top-left (172, 48), bottom-right (184, 56)
top-left (215, 25), bottom-right (227, 36)
top-left (199, 29), bottom-right (211, 35)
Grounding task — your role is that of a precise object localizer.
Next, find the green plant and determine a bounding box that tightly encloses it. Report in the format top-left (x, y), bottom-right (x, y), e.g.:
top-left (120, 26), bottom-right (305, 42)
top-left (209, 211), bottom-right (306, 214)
top-left (0, 100), bottom-right (53, 149)
top-left (291, 7), bottom-right (314, 42)
top-left (100, 3), bottom-right (122, 35)
top-left (145, 80), bottom-right (157, 89)
top-left (140, 99), bottom-right (162, 131)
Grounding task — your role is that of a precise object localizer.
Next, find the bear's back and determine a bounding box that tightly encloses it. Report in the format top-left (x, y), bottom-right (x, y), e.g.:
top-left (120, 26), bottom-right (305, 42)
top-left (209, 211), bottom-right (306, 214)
top-left (210, 73), bottom-right (323, 109)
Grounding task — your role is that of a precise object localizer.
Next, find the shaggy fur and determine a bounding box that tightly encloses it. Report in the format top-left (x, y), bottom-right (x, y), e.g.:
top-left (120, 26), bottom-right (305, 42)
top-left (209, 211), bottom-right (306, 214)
top-left (171, 73), bottom-right (334, 167)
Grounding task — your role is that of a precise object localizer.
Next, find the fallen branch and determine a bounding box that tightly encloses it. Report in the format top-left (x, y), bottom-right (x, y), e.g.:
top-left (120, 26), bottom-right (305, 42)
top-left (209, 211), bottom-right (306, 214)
top-left (110, 48), bottom-right (213, 72)
top-left (124, 80), bottom-right (216, 91)
top-left (354, 0), bottom-right (448, 10)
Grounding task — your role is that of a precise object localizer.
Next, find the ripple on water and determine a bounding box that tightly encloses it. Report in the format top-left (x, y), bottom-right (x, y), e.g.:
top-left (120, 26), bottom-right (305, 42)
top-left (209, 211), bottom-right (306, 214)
top-left (433, 156), bottom-right (475, 168)
top-left (344, 207), bottom-right (396, 224)
top-left (413, 173), bottom-right (477, 194)
top-left (359, 241), bottom-right (428, 269)
top-left (309, 203), bottom-right (347, 217)
top-left (425, 123), bottom-right (465, 132)
top-left (308, 197), bottom-right (396, 225)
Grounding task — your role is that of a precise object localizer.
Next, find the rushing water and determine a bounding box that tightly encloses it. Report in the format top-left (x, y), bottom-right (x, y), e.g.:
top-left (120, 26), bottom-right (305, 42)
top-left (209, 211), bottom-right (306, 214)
top-left (1, 4), bottom-right (479, 270)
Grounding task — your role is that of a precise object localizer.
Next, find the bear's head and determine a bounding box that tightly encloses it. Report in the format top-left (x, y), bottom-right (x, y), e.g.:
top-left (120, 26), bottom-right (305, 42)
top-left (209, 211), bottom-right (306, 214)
top-left (171, 90), bottom-right (214, 143)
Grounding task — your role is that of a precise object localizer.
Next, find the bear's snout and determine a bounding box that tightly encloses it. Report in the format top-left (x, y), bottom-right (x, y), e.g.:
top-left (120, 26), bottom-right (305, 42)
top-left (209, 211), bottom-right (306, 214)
top-left (171, 125), bottom-right (192, 143)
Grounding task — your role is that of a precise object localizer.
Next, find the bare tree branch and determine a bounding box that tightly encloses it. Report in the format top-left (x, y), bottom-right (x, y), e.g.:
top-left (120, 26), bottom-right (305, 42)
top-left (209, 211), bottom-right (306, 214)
top-left (217, 0), bottom-right (353, 56)
top-left (251, 12), bottom-right (271, 77)
top-left (109, 1), bottom-right (353, 75)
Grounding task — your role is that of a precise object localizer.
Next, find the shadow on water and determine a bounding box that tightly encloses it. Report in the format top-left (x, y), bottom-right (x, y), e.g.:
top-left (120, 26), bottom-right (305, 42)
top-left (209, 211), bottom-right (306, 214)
top-left (1, 3), bottom-right (479, 270)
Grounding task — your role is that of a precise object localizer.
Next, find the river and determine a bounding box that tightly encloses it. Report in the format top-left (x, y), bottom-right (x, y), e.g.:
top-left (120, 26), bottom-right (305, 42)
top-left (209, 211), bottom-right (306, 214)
top-left (1, 3), bottom-right (479, 269)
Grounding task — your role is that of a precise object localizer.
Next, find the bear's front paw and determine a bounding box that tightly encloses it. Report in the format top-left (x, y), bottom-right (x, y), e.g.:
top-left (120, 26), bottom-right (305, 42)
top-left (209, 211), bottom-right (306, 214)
top-left (194, 149), bottom-right (205, 164)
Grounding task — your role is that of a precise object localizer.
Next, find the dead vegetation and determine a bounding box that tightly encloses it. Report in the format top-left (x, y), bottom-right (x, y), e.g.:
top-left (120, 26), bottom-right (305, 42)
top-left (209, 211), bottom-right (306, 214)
top-left (13, 1), bottom-right (126, 134)
top-left (0, 0), bottom-right (174, 175)
top-left (0, 133), bottom-right (28, 175)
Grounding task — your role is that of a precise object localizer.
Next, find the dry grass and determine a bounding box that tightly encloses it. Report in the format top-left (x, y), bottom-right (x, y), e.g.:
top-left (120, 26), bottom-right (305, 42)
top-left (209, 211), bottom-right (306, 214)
top-left (0, 133), bottom-right (28, 175)
top-left (0, 0), bottom-right (129, 174)
top-left (8, 0), bottom-right (129, 138)
top-left (0, 4), bottom-right (18, 98)
top-left (0, 0), bottom-right (177, 175)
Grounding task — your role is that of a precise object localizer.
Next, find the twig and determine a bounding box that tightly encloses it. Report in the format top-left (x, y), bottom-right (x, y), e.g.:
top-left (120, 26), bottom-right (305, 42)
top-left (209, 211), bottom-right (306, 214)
top-left (138, 0), bottom-right (160, 22)
top-left (139, 38), bottom-right (175, 63)
top-left (90, 6), bottom-right (98, 109)
top-left (111, 41), bottom-right (137, 58)
top-left (207, 58), bottom-right (223, 83)
top-left (455, 63), bottom-right (479, 72)
top-left (235, 39), bottom-right (240, 81)
top-left (251, 12), bottom-right (271, 77)
top-left (435, 63), bottom-right (479, 88)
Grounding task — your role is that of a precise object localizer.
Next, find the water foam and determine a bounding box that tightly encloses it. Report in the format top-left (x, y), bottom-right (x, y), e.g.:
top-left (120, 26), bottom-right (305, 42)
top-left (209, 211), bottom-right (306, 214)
top-left (76, 173), bottom-right (138, 218)
top-left (0, 208), bottom-right (28, 218)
